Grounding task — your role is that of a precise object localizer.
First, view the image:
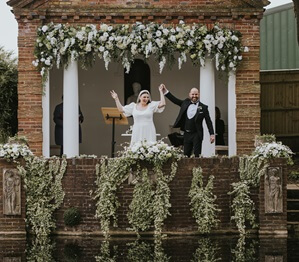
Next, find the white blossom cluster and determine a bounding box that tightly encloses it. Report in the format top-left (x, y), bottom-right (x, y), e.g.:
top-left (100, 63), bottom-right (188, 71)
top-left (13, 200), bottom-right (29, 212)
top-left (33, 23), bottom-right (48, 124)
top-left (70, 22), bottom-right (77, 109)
top-left (120, 140), bottom-right (183, 164)
top-left (0, 143), bottom-right (33, 160)
top-left (253, 142), bottom-right (293, 159)
top-left (33, 21), bottom-right (248, 78)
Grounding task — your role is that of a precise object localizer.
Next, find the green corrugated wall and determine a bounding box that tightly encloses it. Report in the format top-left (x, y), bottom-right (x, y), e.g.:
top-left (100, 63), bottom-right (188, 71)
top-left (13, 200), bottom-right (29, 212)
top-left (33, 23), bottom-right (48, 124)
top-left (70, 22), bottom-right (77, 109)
top-left (260, 4), bottom-right (299, 70)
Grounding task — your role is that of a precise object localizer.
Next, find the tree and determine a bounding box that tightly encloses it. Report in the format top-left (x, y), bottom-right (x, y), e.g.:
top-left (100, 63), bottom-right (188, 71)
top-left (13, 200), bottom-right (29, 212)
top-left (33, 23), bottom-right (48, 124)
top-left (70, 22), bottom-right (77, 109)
top-left (0, 46), bottom-right (18, 143)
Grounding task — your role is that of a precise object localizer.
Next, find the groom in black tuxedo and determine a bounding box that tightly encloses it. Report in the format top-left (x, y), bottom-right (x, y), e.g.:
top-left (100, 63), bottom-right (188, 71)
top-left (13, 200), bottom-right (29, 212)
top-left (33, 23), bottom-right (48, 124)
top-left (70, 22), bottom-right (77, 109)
top-left (163, 86), bottom-right (215, 157)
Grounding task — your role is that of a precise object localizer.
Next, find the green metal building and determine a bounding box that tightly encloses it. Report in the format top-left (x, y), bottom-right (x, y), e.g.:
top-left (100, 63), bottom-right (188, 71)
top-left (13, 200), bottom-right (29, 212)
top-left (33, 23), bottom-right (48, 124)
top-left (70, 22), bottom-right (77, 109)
top-left (260, 2), bottom-right (299, 70)
top-left (260, 2), bottom-right (299, 154)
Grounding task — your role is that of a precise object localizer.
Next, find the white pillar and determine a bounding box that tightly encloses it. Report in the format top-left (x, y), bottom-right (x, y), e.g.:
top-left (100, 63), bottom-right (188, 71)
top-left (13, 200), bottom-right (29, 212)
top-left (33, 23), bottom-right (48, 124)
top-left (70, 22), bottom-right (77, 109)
top-left (42, 75), bottom-right (50, 158)
top-left (200, 58), bottom-right (215, 157)
top-left (228, 71), bottom-right (237, 156)
top-left (63, 61), bottom-right (79, 157)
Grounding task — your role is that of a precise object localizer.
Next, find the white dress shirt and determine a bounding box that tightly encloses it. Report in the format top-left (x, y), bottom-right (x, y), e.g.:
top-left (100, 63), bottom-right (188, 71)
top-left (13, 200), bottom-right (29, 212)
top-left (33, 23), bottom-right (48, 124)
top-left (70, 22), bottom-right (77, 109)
top-left (187, 101), bottom-right (199, 119)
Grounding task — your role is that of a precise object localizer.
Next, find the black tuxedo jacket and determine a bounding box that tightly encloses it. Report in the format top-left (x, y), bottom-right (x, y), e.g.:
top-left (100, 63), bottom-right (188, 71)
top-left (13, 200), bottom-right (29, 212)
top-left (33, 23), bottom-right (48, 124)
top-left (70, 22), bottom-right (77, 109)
top-left (165, 92), bottom-right (214, 140)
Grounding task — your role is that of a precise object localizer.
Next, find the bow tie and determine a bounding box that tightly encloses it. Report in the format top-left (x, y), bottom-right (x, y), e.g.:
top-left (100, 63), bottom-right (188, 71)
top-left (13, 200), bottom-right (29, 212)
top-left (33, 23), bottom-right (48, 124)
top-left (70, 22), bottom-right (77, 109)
top-left (191, 101), bottom-right (198, 105)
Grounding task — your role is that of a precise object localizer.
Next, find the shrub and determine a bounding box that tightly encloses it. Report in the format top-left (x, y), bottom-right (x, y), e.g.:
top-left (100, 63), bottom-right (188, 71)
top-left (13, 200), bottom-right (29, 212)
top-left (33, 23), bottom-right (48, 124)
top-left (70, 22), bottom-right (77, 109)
top-left (63, 207), bottom-right (81, 226)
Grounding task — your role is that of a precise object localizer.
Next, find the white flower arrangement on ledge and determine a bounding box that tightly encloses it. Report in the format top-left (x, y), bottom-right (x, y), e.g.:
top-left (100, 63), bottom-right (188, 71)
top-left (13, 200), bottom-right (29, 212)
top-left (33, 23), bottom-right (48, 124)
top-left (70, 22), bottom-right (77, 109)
top-left (0, 142), bottom-right (33, 160)
top-left (119, 140), bottom-right (184, 165)
top-left (33, 21), bottom-right (249, 81)
top-left (253, 141), bottom-right (293, 160)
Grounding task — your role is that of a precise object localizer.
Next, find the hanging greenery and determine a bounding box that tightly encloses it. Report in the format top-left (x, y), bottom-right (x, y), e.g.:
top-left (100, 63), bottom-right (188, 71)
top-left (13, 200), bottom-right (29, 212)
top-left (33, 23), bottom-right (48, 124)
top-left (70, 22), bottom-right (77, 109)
top-left (18, 155), bottom-right (67, 237)
top-left (229, 135), bottom-right (293, 235)
top-left (0, 136), bottom-right (67, 238)
top-left (33, 21), bottom-right (249, 82)
top-left (93, 140), bottom-right (183, 237)
top-left (189, 167), bottom-right (221, 234)
top-left (127, 167), bottom-right (155, 233)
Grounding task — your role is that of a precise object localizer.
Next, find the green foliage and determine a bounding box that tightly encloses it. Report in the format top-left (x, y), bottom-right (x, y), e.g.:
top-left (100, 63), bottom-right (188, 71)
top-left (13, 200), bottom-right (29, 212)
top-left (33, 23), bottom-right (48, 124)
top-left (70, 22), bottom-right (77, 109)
top-left (95, 240), bottom-right (118, 262)
top-left (18, 156), bottom-right (67, 237)
top-left (26, 237), bottom-right (55, 262)
top-left (127, 168), bottom-right (155, 233)
top-left (0, 46), bottom-right (18, 139)
top-left (189, 167), bottom-right (221, 234)
top-left (229, 156), bottom-right (267, 235)
top-left (153, 162), bottom-right (177, 235)
top-left (94, 142), bottom-right (182, 238)
top-left (64, 207), bottom-right (82, 226)
top-left (231, 236), bottom-right (258, 262)
top-left (127, 241), bottom-right (154, 262)
top-left (94, 157), bottom-right (133, 237)
top-left (191, 238), bottom-right (221, 262)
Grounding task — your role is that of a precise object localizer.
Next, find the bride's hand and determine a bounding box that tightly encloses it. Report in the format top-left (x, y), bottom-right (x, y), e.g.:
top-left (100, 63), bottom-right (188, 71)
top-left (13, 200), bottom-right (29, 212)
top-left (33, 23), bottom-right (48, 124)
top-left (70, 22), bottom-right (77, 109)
top-left (159, 84), bottom-right (165, 92)
top-left (110, 90), bottom-right (118, 100)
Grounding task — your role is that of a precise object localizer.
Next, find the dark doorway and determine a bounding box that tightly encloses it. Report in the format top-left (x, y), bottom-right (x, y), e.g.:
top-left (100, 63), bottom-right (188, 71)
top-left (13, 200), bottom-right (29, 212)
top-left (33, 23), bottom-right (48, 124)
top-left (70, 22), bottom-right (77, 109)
top-left (124, 59), bottom-right (150, 104)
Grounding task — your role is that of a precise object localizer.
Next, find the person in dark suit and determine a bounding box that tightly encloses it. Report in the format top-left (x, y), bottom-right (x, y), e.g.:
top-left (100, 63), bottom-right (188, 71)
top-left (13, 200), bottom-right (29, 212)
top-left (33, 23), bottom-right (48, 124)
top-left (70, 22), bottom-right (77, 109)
top-left (215, 106), bottom-right (225, 145)
top-left (53, 101), bottom-right (84, 157)
top-left (162, 86), bottom-right (215, 157)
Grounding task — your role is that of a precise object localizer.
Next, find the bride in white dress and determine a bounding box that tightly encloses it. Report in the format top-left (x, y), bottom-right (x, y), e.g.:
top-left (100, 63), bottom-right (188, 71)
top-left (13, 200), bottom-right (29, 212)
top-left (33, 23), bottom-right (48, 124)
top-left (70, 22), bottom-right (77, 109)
top-left (111, 84), bottom-right (166, 146)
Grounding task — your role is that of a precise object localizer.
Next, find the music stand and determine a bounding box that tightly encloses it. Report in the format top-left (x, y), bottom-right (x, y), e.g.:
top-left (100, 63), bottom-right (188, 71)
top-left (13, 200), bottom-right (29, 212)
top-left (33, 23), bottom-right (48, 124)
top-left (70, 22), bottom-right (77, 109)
top-left (101, 107), bottom-right (128, 158)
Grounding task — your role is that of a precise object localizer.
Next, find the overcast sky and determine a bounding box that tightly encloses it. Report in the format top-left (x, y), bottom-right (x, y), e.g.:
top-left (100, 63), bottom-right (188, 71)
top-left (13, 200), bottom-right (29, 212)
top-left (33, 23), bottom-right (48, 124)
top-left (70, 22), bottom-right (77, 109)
top-left (0, 0), bottom-right (294, 57)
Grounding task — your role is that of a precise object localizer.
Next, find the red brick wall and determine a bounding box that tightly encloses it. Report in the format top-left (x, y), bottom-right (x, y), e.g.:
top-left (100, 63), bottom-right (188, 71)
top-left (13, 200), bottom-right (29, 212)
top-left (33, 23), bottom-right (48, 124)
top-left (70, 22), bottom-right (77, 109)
top-left (52, 157), bottom-right (287, 235)
top-left (0, 160), bottom-right (26, 236)
top-left (10, 0), bottom-right (264, 155)
top-left (0, 157), bottom-right (287, 236)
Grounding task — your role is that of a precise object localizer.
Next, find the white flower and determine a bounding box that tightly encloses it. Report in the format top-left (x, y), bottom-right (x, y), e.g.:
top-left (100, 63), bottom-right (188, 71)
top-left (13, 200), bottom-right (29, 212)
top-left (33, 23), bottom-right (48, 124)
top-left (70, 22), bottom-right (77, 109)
top-left (229, 62), bottom-right (235, 68)
top-left (169, 35), bottom-right (176, 42)
top-left (101, 24), bottom-right (108, 31)
top-left (231, 35), bottom-right (239, 41)
top-left (187, 40), bottom-right (193, 46)
top-left (99, 46), bottom-right (105, 52)
top-left (162, 28), bottom-right (169, 35)
top-left (108, 26), bottom-right (113, 31)
top-left (244, 46), bottom-right (249, 52)
top-left (42, 25), bottom-right (49, 32)
top-left (156, 30), bottom-right (162, 37)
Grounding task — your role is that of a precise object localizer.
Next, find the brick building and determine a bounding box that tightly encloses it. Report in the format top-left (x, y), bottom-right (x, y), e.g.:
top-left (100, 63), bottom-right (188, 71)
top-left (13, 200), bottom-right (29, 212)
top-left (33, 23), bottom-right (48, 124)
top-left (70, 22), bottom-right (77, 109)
top-left (7, 0), bottom-right (269, 157)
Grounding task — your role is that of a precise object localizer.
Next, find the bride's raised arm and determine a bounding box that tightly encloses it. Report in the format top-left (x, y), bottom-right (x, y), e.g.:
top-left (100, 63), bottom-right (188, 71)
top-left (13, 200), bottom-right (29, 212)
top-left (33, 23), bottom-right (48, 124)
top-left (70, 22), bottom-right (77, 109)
top-left (158, 84), bottom-right (166, 108)
top-left (110, 90), bottom-right (125, 113)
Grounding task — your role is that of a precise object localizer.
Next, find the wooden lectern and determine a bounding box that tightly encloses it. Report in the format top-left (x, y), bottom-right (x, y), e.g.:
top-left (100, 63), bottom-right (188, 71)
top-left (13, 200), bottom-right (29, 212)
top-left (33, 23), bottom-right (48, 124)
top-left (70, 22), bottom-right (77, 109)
top-left (101, 107), bottom-right (128, 158)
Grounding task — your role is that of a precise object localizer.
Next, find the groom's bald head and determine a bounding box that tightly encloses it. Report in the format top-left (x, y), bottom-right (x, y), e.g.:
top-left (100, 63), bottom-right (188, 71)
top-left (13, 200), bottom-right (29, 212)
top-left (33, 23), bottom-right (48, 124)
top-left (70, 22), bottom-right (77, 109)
top-left (189, 88), bottom-right (199, 102)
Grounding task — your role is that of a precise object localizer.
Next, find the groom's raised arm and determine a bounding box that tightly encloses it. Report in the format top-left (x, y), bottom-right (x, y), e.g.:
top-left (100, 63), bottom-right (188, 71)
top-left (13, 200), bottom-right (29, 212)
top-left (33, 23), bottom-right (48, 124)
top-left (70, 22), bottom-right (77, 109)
top-left (162, 86), bottom-right (183, 106)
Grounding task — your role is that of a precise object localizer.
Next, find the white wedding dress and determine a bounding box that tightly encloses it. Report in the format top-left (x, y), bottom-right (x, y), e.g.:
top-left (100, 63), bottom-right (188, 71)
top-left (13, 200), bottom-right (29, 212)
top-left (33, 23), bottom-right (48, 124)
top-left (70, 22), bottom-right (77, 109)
top-left (123, 101), bottom-right (164, 146)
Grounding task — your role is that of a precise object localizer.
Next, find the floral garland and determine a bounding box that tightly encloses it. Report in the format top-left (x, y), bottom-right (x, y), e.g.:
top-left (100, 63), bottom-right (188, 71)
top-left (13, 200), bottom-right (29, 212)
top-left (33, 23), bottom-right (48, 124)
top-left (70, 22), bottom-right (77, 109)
top-left (33, 21), bottom-right (249, 81)
top-left (189, 167), bottom-right (221, 234)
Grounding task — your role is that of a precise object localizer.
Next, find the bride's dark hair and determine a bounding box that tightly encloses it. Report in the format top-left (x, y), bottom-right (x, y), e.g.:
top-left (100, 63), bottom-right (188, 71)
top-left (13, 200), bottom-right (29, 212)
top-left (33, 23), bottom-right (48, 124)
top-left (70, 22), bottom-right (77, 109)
top-left (137, 90), bottom-right (151, 104)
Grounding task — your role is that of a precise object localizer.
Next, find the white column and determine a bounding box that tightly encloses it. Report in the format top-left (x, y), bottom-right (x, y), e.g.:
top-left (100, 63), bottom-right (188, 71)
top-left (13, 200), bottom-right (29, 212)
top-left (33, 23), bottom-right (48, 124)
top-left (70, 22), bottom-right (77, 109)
top-left (42, 74), bottom-right (50, 158)
top-left (200, 58), bottom-right (215, 157)
top-left (63, 61), bottom-right (79, 157)
top-left (228, 71), bottom-right (237, 156)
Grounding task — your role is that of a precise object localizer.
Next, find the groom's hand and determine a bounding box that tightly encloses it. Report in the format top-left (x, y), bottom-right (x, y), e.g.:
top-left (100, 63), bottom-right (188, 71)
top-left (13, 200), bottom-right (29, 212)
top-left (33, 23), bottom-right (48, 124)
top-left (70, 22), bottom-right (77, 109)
top-left (210, 135), bottom-right (215, 144)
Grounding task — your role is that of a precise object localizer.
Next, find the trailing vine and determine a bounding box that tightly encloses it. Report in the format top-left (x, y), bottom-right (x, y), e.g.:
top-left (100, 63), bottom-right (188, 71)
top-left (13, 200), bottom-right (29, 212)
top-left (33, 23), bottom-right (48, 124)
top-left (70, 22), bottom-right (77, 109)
top-left (93, 141), bottom-right (183, 237)
top-left (127, 168), bottom-right (154, 234)
top-left (93, 157), bottom-right (133, 237)
top-left (189, 167), bottom-right (221, 234)
top-left (26, 237), bottom-right (55, 262)
top-left (18, 155), bottom-right (67, 237)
